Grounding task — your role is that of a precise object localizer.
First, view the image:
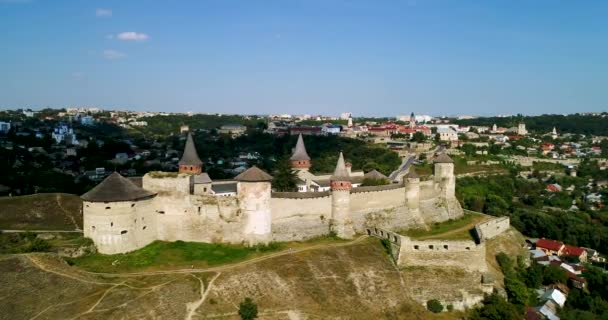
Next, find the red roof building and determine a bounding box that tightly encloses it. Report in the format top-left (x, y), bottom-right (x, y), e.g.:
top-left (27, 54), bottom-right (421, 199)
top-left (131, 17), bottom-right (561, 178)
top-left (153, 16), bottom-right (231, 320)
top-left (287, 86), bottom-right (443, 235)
top-left (536, 238), bottom-right (565, 255)
top-left (562, 245), bottom-right (588, 262)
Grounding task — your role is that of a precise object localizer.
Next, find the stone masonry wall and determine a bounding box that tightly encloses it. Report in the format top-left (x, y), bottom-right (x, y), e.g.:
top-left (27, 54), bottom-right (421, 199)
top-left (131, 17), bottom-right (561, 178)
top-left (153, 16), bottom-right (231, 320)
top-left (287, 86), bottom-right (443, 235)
top-left (270, 195), bottom-right (332, 242)
top-left (474, 216), bottom-right (510, 242)
top-left (398, 236), bottom-right (487, 272)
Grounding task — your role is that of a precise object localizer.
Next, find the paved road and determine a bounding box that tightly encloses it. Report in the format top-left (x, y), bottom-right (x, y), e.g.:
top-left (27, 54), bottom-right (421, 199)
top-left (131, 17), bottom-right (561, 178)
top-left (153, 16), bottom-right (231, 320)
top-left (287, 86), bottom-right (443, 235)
top-left (388, 156), bottom-right (416, 181)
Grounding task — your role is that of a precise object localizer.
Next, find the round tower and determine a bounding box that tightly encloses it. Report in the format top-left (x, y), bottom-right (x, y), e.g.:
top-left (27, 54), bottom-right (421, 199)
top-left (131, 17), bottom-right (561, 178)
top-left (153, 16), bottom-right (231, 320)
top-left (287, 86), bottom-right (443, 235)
top-left (235, 166), bottom-right (273, 245)
top-left (290, 133), bottom-right (311, 171)
top-left (409, 112), bottom-right (416, 129)
top-left (434, 153), bottom-right (455, 198)
top-left (330, 152), bottom-right (355, 239)
top-left (81, 172), bottom-right (157, 254)
top-left (404, 169), bottom-right (420, 212)
top-left (179, 132), bottom-right (203, 174)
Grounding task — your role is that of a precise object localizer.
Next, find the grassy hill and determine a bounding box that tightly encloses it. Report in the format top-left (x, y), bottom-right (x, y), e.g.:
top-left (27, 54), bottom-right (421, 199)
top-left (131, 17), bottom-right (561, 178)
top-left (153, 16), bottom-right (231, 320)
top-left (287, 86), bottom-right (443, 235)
top-left (0, 193), bottom-right (83, 230)
top-left (1, 239), bottom-right (469, 320)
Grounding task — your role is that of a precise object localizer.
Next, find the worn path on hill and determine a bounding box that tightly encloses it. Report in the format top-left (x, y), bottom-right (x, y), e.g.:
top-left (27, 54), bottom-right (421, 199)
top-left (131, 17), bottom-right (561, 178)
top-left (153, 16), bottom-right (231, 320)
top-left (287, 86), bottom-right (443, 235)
top-left (26, 235), bottom-right (371, 279)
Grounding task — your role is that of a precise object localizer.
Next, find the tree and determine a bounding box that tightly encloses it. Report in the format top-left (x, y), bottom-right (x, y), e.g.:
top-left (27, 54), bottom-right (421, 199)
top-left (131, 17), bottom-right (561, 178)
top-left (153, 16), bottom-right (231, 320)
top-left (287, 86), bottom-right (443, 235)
top-left (411, 131), bottom-right (426, 143)
top-left (470, 293), bottom-right (521, 320)
top-left (272, 157), bottom-right (298, 192)
top-left (238, 297), bottom-right (258, 320)
top-left (543, 264), bottom-right (568, 285)
top-left (426, 299), bottom-right (443, 313)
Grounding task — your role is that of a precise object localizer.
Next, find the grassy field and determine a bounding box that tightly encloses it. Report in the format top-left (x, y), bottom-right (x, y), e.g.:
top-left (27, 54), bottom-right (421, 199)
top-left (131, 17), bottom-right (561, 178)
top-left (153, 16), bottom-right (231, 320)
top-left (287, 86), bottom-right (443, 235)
top-left (401, 212), bottom-right (490, 241)
top-left (532, 161), bottom-right (566, 171)
top-left (67, 240), bottom-right (285, 273)
top-left (0, 193), bottom-right (83, 230)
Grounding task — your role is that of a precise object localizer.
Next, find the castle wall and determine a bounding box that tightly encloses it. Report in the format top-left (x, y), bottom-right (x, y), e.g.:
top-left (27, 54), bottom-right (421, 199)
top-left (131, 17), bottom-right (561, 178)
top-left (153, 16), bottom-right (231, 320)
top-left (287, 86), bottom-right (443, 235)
top-left (349, 187), bottom-right (425, 232)
top-left (239, 181), bottom-right (272, 244)
top-left (270, 194), bottom-right (332, 241)
top-left (474, 217), bottom-right (510, 242)
top-left (83, 198), bottom-right (156, 254)
top-left (142, 173), bottom-right (191, 195)
top-left (398, 236), bottom-right (487, 272)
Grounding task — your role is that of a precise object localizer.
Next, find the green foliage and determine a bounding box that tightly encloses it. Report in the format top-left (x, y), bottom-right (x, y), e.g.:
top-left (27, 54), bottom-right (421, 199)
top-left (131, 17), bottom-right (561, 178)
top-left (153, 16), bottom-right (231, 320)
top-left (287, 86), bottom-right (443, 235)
top-left (68, 240), bottom-right (285, 273)
top-left (426, 299), bottom-right (443, 313)
top-left (361, 178), bottom-right (390, 186)
top-left (411, 131), bottom-right (426, 143)
top-left (470, 293), bottom-right (522, 320)
top-left (542, 264), bottom-right (568, 285)
top-left (272, 157), bottom-right (298, 192)
top-left (238, 297), bottom-right (258, 320)
top-left (457, 174), bottom-right (608, 254)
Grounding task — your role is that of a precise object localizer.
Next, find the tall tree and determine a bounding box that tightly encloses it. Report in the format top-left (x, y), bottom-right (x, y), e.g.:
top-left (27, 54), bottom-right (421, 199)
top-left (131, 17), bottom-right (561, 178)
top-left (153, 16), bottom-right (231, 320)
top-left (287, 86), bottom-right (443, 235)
top-left (272, 157), bottom-right (298, 192)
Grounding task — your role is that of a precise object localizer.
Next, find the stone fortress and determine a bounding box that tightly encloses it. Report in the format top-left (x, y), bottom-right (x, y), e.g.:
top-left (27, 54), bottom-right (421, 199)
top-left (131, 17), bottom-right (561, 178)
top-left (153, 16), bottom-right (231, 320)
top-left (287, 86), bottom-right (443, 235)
top-left (82, 133), bottom-right (465, 254)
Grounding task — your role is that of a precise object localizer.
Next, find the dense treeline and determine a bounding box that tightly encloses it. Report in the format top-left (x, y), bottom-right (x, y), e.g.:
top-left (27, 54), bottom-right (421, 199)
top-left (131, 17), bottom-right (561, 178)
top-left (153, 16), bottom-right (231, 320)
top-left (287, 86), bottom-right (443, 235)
top-left (453, 113), bottom-right (608, 136)
top-left (457, 167), bottom-right (608, 254)
top-left (129, 114), bottom-right (266, 138)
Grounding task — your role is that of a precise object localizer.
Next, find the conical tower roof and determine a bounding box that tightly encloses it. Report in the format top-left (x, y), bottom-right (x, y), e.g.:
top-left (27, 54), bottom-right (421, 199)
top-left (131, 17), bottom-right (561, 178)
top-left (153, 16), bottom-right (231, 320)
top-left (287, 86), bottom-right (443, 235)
top-left (81, 172), bottom-right (156, 202)
top-left (434, 153), bottom-right (454, 164)
top-left (364, 169), bottom-right (388, 180)
top-left (234, 166), bottom-right (273, 182)
top-left (179, 133), bottom-right (203, 166)
top-left (289, 134), bottom-right (310, 161)
top-left (330, 152), bottom-right (350, 181)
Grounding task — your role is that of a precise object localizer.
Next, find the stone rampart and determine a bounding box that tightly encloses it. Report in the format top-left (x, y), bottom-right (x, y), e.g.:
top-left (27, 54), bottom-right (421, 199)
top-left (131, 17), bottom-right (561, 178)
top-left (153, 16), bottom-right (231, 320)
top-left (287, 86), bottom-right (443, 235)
top-left (474, 216), bottom-right (510, 242)
top-left (271, 191), bottom-right (330, 199)
top-left (270, 195), bottom-right (332, 242)
top-left (365, 228), bottom-right (487, 273)
top-left (143, 173), bottom-right (191, 195)
top-left (399, 236), bottom-right (487, 272)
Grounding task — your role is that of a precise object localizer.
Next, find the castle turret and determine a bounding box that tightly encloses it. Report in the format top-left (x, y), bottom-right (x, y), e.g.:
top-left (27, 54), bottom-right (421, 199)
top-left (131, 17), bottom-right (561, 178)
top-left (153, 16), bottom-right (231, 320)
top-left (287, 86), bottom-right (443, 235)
top-left (290, 134), bottom-right (311, 171)
top-left (330, 152), bottom-right (355, 239)
top-left (235, 166), bottom-right (273, 245)
top-left (81, 172), bottom-right (157, 254)
top-left (434, 153), bottom-right (455, 198)
top-left (179, 133), bottom-right (203, 174)
top-left (404, 169), bottom-right (420, 212)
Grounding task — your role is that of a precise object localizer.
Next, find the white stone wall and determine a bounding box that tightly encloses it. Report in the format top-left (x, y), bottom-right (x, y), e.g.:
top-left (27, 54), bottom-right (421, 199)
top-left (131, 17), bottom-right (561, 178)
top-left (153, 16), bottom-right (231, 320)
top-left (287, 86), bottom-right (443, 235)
top-left (143, 173), bottom-right (191, 195)
top-left (83, 198), bottom-right (156, 254)
top-left (474, 217), bottom-right (510, 242)
top-left (331, 189), bottom-right (355, 238)
top-left (238, 182), bottom-right (272, 244)
top-left (398, 236), bottom-right (487, 272)
top-left (270, 195), bottom-right (332, 242)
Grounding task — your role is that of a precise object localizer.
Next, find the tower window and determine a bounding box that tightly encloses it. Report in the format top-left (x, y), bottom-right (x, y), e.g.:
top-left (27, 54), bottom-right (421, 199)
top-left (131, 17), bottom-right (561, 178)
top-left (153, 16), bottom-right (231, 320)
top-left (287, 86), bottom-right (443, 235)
top-left (443, 245), bottom-right (448, 250)
top-left (121, 230), bottom-right (128, 234)
top-left (91, 226), bottom-right (96, 232)
top-left (105, 206), bottom-right (111, 210)
top-left (429, 245), bottom-right (434, 249)
top-left (142, 226), bottom-right (147, 230)
top-left (131, 203), bottom-right (136, 207)
top-left (110, 222), bottom-right (113, 227)
top-left (414, 245), bottom-right (419, 250)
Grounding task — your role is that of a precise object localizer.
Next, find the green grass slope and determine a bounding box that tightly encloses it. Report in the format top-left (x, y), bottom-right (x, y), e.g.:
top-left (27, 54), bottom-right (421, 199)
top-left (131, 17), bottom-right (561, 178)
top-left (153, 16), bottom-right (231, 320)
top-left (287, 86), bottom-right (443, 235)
top-left (0, 193), bottom-right (83, 230)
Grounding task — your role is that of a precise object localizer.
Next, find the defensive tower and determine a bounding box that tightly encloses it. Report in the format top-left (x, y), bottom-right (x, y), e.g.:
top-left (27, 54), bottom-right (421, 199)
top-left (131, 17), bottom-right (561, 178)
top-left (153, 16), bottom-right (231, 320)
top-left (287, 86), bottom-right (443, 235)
top-left (179, 133), bottom-right (203, 174)
top-left (330, 152), bottom-right (355, 239)
top-left (236, 166), bottom-right (273, 245)
top-left (290, 133), bottom-right (311, 171)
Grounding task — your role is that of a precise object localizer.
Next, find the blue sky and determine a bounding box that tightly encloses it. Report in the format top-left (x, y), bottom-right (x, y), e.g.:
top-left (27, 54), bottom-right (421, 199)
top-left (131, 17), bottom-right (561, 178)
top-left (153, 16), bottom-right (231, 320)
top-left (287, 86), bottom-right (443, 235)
top-left (1, 0), bottom-right (607, 116)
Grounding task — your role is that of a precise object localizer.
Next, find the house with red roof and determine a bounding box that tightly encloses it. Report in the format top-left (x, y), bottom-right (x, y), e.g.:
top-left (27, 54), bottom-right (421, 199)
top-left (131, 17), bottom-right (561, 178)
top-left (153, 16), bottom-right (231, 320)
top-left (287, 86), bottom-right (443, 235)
top-left (536, 238), bottom-right (565, 256)
top-left (562, 245), bottom-right (588, 262)
top-left (545, 184), bottom-right (562, 193)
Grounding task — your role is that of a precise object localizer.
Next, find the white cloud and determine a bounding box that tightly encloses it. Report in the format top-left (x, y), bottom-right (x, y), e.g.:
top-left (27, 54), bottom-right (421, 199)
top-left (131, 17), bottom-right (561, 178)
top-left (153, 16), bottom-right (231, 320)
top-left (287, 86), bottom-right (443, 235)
top-left (103, 49), bottom-right (126, 60)
top-left (96, 8), bottom-right (112, 17)
top-left (117, 31), bottom-right (149, 42)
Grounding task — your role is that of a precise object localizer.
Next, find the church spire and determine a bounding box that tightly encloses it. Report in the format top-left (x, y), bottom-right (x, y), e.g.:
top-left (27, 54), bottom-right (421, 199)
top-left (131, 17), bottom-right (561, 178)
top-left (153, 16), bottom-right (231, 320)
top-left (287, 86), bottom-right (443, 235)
top-left (290, 134), bottom-right (311, 170)
top-left (179, 133), bottom-right (203, 174)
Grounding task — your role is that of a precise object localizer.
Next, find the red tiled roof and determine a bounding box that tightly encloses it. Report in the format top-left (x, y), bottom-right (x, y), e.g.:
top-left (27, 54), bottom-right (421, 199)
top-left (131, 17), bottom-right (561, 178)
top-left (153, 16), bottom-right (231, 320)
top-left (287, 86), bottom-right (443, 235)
top-left (563, 245), bottom-right (585, 257)
top-left (536, 238), bottom-right (564, 252)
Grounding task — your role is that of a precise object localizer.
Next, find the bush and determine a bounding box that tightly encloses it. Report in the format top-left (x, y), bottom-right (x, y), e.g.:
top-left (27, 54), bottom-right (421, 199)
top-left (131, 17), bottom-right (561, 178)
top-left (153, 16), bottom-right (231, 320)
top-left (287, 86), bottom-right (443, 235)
top-left (238, 297), bottom-right (258, 320)
top-left (427, 299), bottom-right (443, 313)
top-left (26, 238), bottom-right (51, 252)
top-left (447, 304), bottom-right (454, 312)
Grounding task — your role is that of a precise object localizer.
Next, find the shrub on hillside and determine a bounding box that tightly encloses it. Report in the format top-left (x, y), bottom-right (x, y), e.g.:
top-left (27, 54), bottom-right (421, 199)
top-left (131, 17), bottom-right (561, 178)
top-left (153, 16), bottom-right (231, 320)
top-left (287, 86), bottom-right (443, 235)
top-left (427, 299), bottom-right (443, 313)
top-left (238, 297), bottom-right (258, 320)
